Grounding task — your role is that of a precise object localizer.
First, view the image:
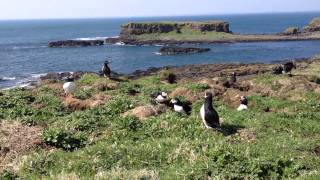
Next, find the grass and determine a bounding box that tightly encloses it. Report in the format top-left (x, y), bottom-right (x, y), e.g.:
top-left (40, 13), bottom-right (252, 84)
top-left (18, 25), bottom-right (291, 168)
top-left (1, 62), bottom-right (320, 179)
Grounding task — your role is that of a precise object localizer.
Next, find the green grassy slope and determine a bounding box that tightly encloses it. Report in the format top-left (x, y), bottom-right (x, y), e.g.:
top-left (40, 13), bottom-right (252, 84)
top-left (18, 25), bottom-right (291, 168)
top-left (1, 61), bottom-right (320, 179)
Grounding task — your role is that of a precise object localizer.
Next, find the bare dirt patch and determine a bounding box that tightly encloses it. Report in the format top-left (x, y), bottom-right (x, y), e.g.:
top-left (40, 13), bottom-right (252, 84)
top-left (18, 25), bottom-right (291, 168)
top-left (229, 128), bottom-right (257, 143)
top-left (124, 105), bottom-right (168, 120)
top-left (63, 94), bottom-right (111, 111)
top-left (170, 87), bottom-right (199, 102)
top-left (0, 121), bottom-right (43, 172)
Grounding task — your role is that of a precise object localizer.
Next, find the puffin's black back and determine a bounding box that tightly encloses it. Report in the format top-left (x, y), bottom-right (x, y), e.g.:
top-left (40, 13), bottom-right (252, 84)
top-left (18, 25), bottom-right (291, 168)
top-left (231, 72), bottom-right (237, 83)
top-left (172, 99), bottom-right (192, 115)
top-left (102, 62), bottom-right (111, 76)
top-left (240, 97), bottom-right (248, 105)
top-left (204, 94), bottom-right (220, 128)
top-left (283, 62), bottom-right (296, 73)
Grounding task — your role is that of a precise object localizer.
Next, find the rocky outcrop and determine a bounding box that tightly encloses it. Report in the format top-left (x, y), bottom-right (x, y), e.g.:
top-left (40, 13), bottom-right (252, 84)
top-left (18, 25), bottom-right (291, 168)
top-left (121, 23), bottom-right (180, 36)
top-left (304, 17), bottom-right (320, 32)
top-left (120, 21), bottom-right (230, 36)
top-left (49, 40), bottom-right (104, 48)
top-left (281, 27), bottom-right (301, 36)
top-left (182, 21), bottom-right (230, 33)
top-left (158, 47), bottom-right (210, 55)
top-left (40, 72), bottom-right (97, 81)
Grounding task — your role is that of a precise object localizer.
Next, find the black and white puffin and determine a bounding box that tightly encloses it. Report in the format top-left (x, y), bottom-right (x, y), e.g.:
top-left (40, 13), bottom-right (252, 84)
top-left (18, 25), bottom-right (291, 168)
top-left (281, 61), bottom-right (296, 75)
top-left (237, 96), bottom-right (248, 111)
top-left (102, 60), bottom-right (111, 78)
top-left (200, 92), bottom-right (220, 129)
top-left (231, 72), bottom-right (237, 83)
top-left (170, 98), bottom-right (192, 115)
top-left (155, 92), bottom-right (168, 104)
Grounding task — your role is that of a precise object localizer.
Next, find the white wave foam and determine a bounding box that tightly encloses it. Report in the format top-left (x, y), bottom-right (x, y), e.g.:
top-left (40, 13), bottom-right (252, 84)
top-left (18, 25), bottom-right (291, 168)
top-left (31, 73), bottom-right (47, 78)
top-left (74, 36), bottom-right (109, 41)
top-left (154, 52), bottom-right (162, 55)
top-left (114, 41), bottom-right (126, 46)
top-left (12, 46), bottom-right (47, 50)
top-left (154, 44), bottom-right (164, 47)
top-left (1, 76), bottom-right (16, 81)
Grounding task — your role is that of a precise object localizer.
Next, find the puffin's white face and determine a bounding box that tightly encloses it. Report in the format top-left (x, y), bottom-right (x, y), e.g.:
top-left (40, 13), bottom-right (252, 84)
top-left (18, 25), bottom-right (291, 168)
top-left (170, 99), bottom-right (178, 104)
top-left (161, 92), bottom-right (168, 97)
top-left (240, 96), bottom-right (246, 101)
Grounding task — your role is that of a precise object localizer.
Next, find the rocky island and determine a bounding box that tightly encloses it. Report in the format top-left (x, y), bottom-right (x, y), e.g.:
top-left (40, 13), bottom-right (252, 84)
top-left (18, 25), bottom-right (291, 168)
top-left (48, 40), bottom-right (104, 48)
top-left (158, 47), bottom-right (210, 55)
top-left (106, 18), bottom-right (320, 45)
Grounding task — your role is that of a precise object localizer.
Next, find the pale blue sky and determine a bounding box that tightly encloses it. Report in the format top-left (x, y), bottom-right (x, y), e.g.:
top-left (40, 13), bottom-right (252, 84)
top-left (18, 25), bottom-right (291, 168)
top-left (1, 0), bottom-right (320, 20)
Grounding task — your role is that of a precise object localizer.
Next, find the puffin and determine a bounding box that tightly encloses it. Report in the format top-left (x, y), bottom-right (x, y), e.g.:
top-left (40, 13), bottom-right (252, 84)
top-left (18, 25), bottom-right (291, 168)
top-left (63, 76), bottom-right (76, 95)
top-left (231, 72), bottom-right (237, 83)
top-left (281, 61), bottom-right (296, 75)
top-left (155, 92), bottom-right (168, 104)
top-left (102, 60), bottom-right (111, 78)
top-left (170, 98), bottom-right (192, 115)
top-left (200, 92), bottom-right (220, 129)
top-left (272, 65), bottom-right (283, 74)
top-left (237, 96), bottom-right (248, 111)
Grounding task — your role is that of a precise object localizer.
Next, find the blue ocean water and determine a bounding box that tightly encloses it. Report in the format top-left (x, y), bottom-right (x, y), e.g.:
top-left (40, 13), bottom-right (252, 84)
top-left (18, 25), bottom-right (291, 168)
top-left (1, 12), bottom-right (320, 89)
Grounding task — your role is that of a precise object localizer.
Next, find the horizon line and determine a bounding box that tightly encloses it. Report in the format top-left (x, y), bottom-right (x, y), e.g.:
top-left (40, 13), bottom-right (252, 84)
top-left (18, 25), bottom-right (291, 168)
top-left (1, 10), bottom-right (320, 21)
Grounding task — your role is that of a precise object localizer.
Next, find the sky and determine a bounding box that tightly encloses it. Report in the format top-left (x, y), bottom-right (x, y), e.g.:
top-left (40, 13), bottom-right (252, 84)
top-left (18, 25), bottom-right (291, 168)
top-left (0, 0), bottom-right (320, 20)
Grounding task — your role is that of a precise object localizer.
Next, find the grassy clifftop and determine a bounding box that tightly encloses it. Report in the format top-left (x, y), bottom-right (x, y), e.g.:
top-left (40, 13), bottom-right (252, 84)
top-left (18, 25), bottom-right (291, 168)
top-left (110, 19), bottom-right (320, 44)
top-left (120, 21), bottom-right (230, 37)
top-left (1, 58), bottom-right (320, 179)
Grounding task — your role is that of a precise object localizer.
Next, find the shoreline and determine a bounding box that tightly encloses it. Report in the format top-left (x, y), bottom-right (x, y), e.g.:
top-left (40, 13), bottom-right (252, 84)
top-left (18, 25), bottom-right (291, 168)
top-left (106, 32), bottom-right (320, 45)
top-left (0, 56), bottom-right (314, 90)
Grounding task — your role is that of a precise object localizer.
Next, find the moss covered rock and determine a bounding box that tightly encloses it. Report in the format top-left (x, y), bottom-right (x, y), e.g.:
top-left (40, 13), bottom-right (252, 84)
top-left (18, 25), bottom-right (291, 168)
top-left (304, 17), bottom-right (320, 32)
top-left (282, 27), bottom-right (301, 35)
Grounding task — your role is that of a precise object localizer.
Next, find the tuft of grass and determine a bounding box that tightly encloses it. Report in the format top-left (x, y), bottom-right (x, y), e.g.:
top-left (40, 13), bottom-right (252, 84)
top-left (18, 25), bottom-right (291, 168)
top-left (185, 83), bottom-right (209, 92)
top-left (158, 70), bottom-right (176, 84)
top-left (77, 73), bottom-right (100, 85)
top-left (74, 88), bottom-right (95, 100)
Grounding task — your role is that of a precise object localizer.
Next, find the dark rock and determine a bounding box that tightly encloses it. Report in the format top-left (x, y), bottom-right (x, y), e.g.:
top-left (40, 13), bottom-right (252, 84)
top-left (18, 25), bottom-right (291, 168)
top-left (49, 40), bottom-right (104, 48)
top-left (159, 47), bottom-right (210, 55)
top-left (40, 72), bottom-right (91, 81)
top-left (304, 17), bottom-right (320, 32)
top-left (105, 37), bottom-right (123, 44)
top-left (281, 27), bottom-right (301, 36)
top-left (315, 146), bottom-right (320, 156)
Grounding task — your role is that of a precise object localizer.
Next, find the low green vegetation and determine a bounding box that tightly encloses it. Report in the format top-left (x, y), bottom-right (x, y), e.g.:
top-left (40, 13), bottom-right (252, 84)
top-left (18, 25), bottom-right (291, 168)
top-left (133, 29), bottom-right (235, 42)
top-left (1, 62), bottom-right (320, 179)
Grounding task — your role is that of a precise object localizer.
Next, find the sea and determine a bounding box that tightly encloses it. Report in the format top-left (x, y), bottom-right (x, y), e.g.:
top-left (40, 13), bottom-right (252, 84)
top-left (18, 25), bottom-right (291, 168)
top-left (1, 12), bottom-right (320, 89)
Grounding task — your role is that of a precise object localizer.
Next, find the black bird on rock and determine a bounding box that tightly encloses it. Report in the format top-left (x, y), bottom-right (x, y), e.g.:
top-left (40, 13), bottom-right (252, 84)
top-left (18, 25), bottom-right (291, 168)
top-left (102, 61), bottom-right (111, 78)
top-left (273, 61), bottom-right (296, 75)
top-left (282, 61), bottom-right (296, 75)
top-left (200, 92), bottom-right (220, 129)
